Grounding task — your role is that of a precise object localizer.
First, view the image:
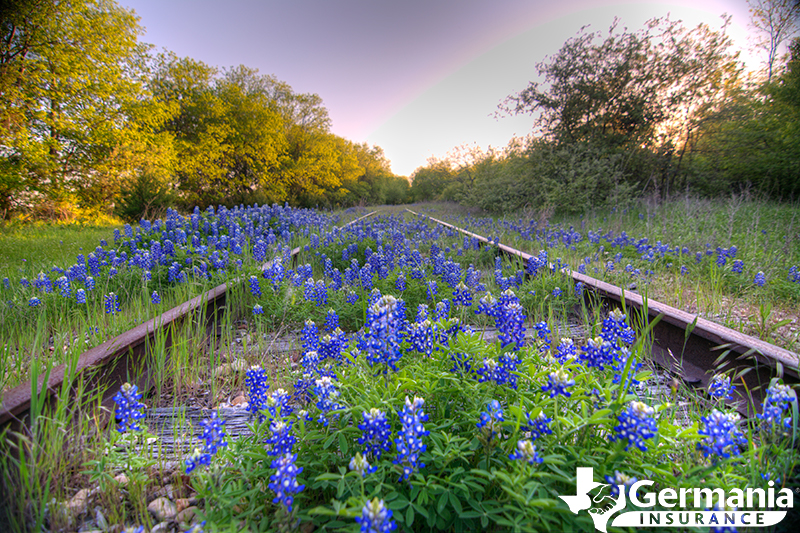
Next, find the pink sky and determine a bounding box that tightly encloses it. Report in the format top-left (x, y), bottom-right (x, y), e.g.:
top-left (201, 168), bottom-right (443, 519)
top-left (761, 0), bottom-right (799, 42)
top-left (122, 0), bottom-right (758, 176)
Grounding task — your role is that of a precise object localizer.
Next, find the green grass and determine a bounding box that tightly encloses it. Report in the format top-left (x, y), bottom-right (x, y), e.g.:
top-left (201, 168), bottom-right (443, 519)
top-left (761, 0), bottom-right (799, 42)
top-left (0, 223), bottom-right (118, 280)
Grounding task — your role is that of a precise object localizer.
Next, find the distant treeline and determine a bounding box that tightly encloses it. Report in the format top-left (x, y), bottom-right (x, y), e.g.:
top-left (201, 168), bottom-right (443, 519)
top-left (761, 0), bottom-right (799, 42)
top-left (410, 15), bottom-right (800, 213)
top-left (0, 0), bottom-right (410, 221)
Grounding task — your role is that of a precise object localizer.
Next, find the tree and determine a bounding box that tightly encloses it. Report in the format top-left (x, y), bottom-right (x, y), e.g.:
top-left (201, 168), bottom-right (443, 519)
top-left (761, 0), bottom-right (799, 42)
top-left (501, 16), bottom-right (744, 198)
top-left (0, 0), bottom-right (170, 217)
top-left (748, 0), bottom-right (800, 81)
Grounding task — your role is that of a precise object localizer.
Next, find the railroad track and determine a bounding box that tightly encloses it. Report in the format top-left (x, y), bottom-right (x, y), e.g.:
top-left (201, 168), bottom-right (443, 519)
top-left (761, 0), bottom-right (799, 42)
top-left (0, 211), bottom-right (377, 434)
top-left (2, 207), bottom-right (796, 437)
top-left (408, 209), bottom-right (800, 416)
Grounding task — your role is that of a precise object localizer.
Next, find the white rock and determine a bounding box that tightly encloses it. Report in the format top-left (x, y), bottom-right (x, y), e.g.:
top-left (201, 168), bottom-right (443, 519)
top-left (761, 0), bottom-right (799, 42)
top-left (147, 497), bottom-right (177, 522)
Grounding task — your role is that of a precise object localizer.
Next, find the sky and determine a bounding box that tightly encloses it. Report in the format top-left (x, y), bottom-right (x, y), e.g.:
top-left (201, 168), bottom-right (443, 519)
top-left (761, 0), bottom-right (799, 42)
top-left (120, 0), bottom-right (760, 177)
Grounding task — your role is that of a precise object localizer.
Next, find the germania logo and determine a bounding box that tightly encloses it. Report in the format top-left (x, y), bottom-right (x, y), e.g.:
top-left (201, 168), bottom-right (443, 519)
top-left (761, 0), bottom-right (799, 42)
top-left (559, 467), bottom-right (793, 532)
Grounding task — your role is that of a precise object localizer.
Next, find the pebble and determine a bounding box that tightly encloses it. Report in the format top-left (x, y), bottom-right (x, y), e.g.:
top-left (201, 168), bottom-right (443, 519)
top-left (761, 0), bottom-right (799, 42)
top-left (147, 496), bottom-right (177, 522)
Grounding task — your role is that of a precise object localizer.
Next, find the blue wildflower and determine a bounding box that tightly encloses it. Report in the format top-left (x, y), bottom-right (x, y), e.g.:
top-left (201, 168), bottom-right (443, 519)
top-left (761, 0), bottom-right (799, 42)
top-left (323, 309), bottom-right (339, 332)
top-left (355, 498), bottom-right (397, 533)
top-left (533, 321), bottom-right (551, 353)
top-left (758, 382), bottom-right (795, 434)
top-left (249, 275), bottom-right (262, 297)
top-left (268, 453), bottom-right (304, 512)
top-left (709, 374), bottom-right (735, 401)
top-left (75, 289), bottom-right (87, 304)
top-left (150, 290), bottom-right (160, 304)
top-left (394, 396), bottom-right (429, 481)
top-left (698, 410), bottom-right (748, 459)
top-left (28, 297), bottom-right (41, 307)
top-left (358, 408), bottom-right (393, 460)
top-left (604, 471), bottom-right (639, 498)
top-left (253, 304), bottom-right (264, 315)
top-left (314, 376), bottom-right (343, 426)
top-left (113, 382), bottom-right (146, 433)
top-left (246, 365), bottom-right (270, 421)
top-left (552, 287), bottom-right (562, 298)
top-left (611, 401), bottom-right (658, 452)
top-left (554, 338), bottom-right (576, 364)
top-left (541, 369), bottom-right (575, 398)
top-left (476, 399), bottom-right (504, 443)
top-left (265, 419), bottom-right (297, 456)
top-left (754, 271), bottom-right (766, 287)
top-left (104, 292), bottom-right (121, 315)
top-left (520, 411), bottom-right (553, 441)
top-left (509, 439), bottom-right (543, 465)
top-left (349, 452), bottom-right (377, 478)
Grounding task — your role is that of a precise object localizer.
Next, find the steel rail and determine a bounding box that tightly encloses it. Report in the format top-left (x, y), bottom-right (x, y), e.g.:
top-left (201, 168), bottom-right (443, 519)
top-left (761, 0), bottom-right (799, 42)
top-left (408, 209), bottom-right (799, 415)
top-left (0, 211), bottom-right (376, 433)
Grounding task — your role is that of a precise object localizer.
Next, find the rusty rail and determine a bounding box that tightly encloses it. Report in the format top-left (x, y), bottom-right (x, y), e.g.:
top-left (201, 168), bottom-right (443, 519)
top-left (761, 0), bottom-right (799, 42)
top-left (409, 209), bottom-right (799, 415)
top-left (0, 211), bottom-right (376, 433)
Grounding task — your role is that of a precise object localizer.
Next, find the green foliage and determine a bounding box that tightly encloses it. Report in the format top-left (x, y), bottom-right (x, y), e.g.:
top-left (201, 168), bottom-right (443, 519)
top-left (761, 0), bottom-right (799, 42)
top-left (114, 172), bottom-right (175, 222)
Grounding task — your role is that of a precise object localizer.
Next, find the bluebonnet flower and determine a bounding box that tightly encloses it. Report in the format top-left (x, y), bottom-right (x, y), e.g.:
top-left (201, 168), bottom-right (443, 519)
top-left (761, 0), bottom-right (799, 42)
top-left (268, 453), bottom-right (304, 512)
top-left (358, 408), bottom-right (393, 460)
top-left (104, 292), bottom-right (121, 315)
top-left (611, 401), bottom-right (658, 452)
top-left (406, 319), bottom-right (435, 357)
top-left (533, 321), bottom-right (551, 352)
top-left (709, 374), bottom-right (735, 401)
top-left (303, 277), bottom-right (316, 302)
top-left (789, 266), bottom-right (799, 283)
top-left (521, 411), bottom-right (553, 441)
top-left (319, 329), bottom-right (348, 363)
top-left (28, 296), bottom-right (41, 307)
top-left (426, 279), bottom-right (438, 299)
top-left (355, 498), bottom-right (397, 533)
top-left (476, 399), bottom-right (504, 443)
top-left (753, 271), bottom-right (766, 287)
top-left (496, 299), bottom-right (526, 350)
top-left (249, 275), bottom-right (262, 297)
top-left (301, 319), bottom-right (320, 353)
top-left (601, 309), bottom-right (635, 346)
top-left (452, 282), bottom-right (473, 307)
top-left (476, 356), bottom-right (518, 388)
top-left (758, 382), bottom-right (795, 434)
top-left (731, 259), bottom-right (744, 274)
top-left (554, 338), bottom-right (576, 364)
top-left (85, 276), bottom-right (95, 291)
top-left (346, 290), bottom-right (359, 304)
top-left (579, 337), bottom-right (616, 370)
top-left (323, 309), bottom-right (339, 332)
top-left (253, 304), bottom-right (264, 315)
top-left (680, 265), bottom-right (689, 276)
top-left (314, 376), bottom-right (343, 426)
top-left (552, 287), bottom-right (562, 298)
top-left (394, 396), bottom-right (429, 481)
top-left (265, 419), bottom-right (297, 456)
top-left (509, 440), bottom-right (543, 465)
top-left (266, 388), bottom-right (294, 420)
top-left (395, 272), bottom-right (406, 292)
top-left (75, 289), bottom-right (87, 304)
top-left (349, 452), bottom-right (377, 478)
top-left (574, 281), bottom-right (584, 297)
top-left (2, 277), bottom-right (8, 289)
top-left (604, 471), bottom-right (639, 498)
top-left (434, 299), bottom-right (450, 320)
top-left (698, 410), bottom-right (748, 459)
top-left (541, 369), bottom-right (575, 398)
top-left (56, 276), bottom-right (71, 298)
top-left (113, 382), bottom-right (146, 433)
top-left (246, 365), bottom-right (270, 421)
top-left (150, 290), bottom-right (160, 304)
top-left (364, 295), bottom-right (405, 371)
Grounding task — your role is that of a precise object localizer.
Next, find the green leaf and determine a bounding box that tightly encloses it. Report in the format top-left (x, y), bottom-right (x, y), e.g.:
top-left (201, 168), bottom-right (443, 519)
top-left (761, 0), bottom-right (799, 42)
top-left (449, 492), bottom-right (463, 514)
top-left (338, 432), bottom-right (348, 456)
top-left (406, 505), bottom-right (415, 527)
